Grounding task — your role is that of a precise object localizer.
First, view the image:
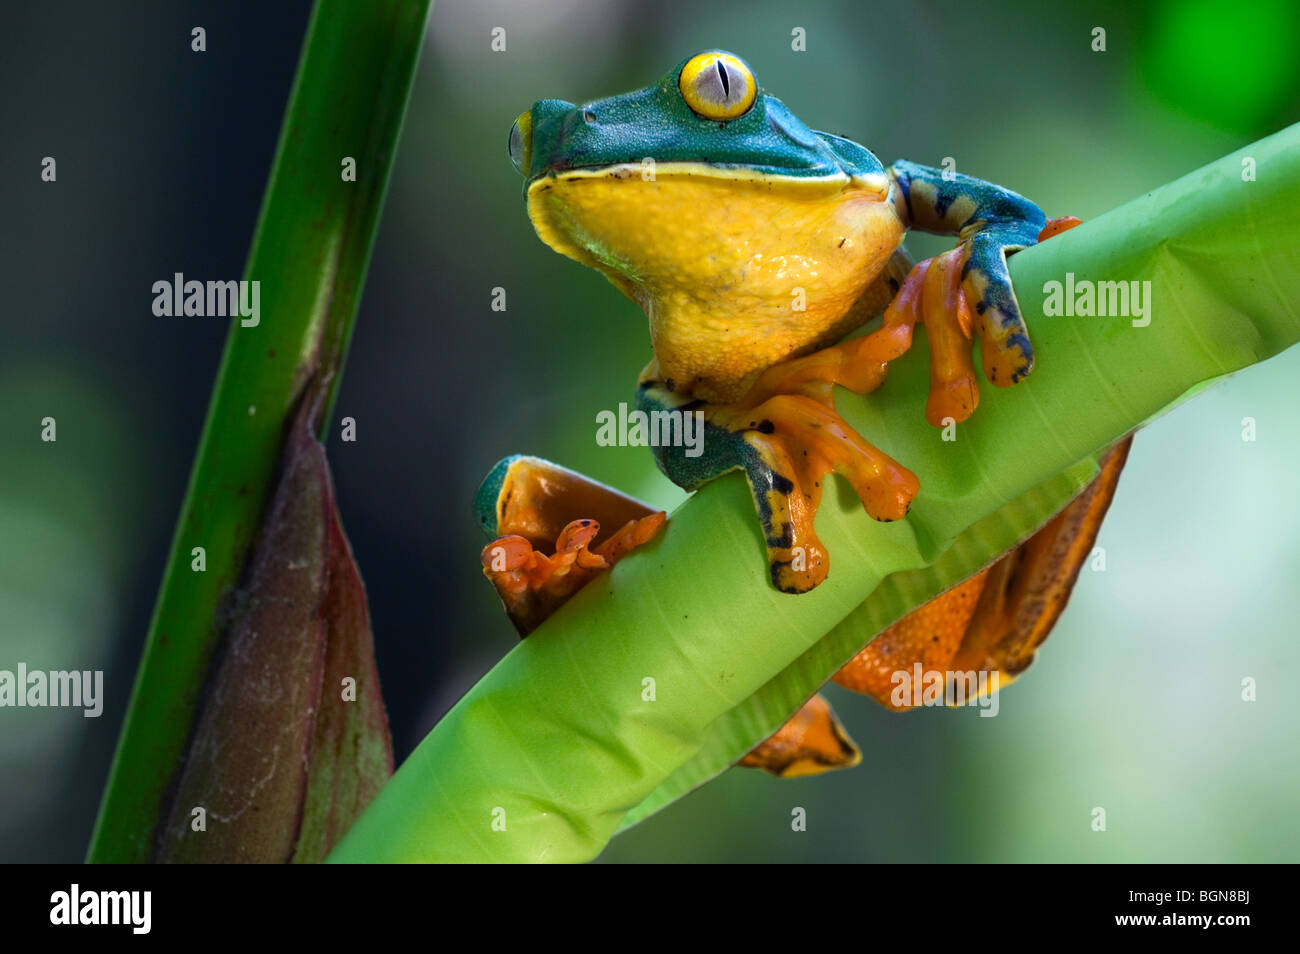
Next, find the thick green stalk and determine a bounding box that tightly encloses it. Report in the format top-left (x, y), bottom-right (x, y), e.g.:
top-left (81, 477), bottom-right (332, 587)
top-left (88, 0), bottom-right (431, 863)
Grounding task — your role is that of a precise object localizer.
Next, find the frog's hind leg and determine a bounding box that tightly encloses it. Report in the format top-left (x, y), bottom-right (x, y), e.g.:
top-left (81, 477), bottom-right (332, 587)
top-left (832, 431), bottom-right (1132, 710)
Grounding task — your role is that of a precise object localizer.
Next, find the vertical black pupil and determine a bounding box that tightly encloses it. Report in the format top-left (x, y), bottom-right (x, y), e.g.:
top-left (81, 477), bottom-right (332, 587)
top-left (715, 60), bottom-right (730, 98)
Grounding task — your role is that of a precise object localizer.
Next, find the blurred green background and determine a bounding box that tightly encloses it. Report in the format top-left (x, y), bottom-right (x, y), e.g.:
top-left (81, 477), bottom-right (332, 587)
top-left (1, 0), bottom-right (1297, 862)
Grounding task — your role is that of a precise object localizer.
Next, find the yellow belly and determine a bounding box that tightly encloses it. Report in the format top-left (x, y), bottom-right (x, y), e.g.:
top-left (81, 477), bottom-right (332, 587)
top-left (528, 164), bottom-right (905, 402)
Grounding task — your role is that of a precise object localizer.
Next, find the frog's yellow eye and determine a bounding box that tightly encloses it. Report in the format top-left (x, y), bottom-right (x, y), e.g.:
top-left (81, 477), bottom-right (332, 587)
top-left (508, 110), bottom-right (531, 175)
top-left (678, 52), bottom-right (756, 121)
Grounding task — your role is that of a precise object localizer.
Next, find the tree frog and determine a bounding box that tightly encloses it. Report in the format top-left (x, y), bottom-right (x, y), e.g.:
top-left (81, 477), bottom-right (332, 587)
top-left (505, 50), bottom-right (1049, 594)
top-left (480, 52), bottom-right (1123, 777)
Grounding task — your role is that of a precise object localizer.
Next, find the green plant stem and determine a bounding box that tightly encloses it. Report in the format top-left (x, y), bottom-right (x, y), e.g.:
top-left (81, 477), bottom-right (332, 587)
top-left (88, 0), bottom-right (431, 863)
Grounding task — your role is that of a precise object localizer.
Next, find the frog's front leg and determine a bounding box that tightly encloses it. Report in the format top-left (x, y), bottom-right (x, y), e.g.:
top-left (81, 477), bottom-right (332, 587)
top-left (885, 160), bottom-right (1047, 425)
top-left (639, 350), bottom-right (919, 593)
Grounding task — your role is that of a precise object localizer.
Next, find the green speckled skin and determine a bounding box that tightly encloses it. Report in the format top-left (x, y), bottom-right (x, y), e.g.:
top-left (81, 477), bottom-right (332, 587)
top-left (517, 53), bottom-right (885, 186)
top-left (474, 454), bottom-right (522, 538)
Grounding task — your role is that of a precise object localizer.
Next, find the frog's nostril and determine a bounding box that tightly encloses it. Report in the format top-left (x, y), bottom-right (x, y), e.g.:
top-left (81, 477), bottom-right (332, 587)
top-left (508, 111), bottom-right (531, 175)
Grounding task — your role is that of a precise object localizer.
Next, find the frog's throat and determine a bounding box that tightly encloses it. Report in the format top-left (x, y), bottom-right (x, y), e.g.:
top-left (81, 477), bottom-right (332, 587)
top-left (526, 162), bottom-right (902, 402)
top-left (526, 163), bottom-right (892, 289)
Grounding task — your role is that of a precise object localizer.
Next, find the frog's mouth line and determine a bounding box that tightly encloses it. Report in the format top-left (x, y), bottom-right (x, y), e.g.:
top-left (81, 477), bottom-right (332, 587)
top-left (530, 161), bottom-right (890, 194)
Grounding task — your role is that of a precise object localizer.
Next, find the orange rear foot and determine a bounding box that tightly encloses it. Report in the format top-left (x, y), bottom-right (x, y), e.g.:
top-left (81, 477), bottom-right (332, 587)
top-left (738, 693), bottom-right (861, 778)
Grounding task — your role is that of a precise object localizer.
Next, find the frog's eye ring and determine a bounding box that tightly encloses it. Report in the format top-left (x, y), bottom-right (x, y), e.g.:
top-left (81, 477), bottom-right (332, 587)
top-left (508, 111), bottom-right (531, 175)
top-left (679, 52), bottom-right (756, 121)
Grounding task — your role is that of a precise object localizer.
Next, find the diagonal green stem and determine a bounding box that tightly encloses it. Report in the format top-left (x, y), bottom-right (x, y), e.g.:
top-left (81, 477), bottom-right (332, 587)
top-left (88, 0), bottom-right (431, 864)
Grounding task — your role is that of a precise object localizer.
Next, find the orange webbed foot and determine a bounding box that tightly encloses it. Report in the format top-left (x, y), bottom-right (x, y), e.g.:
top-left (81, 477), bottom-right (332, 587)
top-left (882, 214), bottom-right (1085, 429)
top-left (738, 693), bottom-right (861, 778)
top-left (702, 369), bottom-right (919, 593)
top-left (476, 456), bottom-right (668, 634)
top-left (483, 512), bottom-right (666, 635)
top-left (878, 246), bottom-right (981, 427)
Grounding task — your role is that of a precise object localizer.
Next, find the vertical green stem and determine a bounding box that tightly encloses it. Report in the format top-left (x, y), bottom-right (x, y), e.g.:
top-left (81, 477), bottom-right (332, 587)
top-left (88, 0), bottom-right (432, 863)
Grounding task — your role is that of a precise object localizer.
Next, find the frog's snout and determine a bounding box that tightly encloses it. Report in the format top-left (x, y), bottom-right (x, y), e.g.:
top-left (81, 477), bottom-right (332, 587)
top-left (509, 99), bottom-right (576, 177)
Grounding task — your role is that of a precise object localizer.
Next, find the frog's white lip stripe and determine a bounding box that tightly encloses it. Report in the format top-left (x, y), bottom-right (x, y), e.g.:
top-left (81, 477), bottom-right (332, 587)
top-left (532, 161), bottom-right (891, 199)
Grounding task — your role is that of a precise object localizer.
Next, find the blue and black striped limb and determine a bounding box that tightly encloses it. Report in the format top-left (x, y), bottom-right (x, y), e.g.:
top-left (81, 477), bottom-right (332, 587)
top-left (887, 159), bottom-right (1046, 400)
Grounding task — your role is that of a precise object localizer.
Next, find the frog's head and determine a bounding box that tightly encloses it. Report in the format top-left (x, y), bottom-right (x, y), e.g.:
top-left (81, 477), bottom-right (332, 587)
top-left (509, 52), bottom-right (904, 401)
top-left (510, 51), bottom-right (889, 182)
